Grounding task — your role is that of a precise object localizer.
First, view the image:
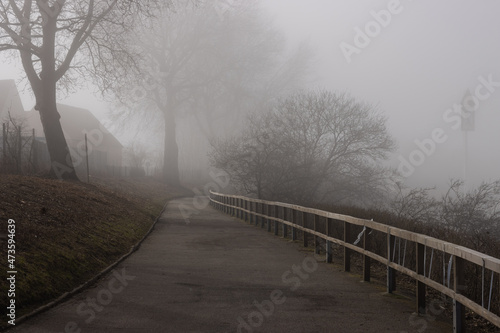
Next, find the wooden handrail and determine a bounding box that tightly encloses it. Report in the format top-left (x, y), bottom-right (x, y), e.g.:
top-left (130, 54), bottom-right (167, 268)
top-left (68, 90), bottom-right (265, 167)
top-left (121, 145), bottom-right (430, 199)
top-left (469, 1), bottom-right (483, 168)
top-left (209, 191), bottom-right (500, 330)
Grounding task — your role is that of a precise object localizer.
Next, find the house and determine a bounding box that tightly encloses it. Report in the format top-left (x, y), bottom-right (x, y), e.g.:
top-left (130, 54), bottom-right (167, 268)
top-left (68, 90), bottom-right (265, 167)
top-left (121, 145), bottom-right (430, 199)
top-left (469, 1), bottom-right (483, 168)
top-left (0, 80), bottom-right (123, 177)
top-left (0, 80), bottom-right (25, 121)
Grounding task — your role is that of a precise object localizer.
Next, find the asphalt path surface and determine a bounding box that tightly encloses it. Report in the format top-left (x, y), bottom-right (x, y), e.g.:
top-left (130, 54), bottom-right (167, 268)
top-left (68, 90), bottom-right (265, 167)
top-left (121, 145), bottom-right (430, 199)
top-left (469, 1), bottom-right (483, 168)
top-left (9, 198), bottom-right (450, 332)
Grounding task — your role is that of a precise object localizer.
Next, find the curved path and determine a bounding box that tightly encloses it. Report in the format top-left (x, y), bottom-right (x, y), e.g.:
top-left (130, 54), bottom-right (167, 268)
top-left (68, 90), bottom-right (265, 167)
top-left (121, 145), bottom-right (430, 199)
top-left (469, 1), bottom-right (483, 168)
top-left (10, 198), bottom-right (450, 332)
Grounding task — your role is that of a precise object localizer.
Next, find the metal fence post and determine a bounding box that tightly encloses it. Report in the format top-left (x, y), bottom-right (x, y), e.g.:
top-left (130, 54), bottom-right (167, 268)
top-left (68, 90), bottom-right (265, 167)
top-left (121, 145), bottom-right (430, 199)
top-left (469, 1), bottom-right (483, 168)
top-left (303, 213), bottom-right (309, 248)
top-left (344, 221), bottom-right (351, 272)
top-left (283, 207), bottom-right (288, 238)
top-left (263, 204), bottom-right (267, 229)
top-left (314, 215), bottom-right (320, 254)
top-left (292, 210), bottom-right (298, 241)
top-left (416, 242), bottom-right (426, 314)
top-left (274, 205), bottom-right (279, 236)
top-left (454, 256), bottom-right (466, 333)
top-left (326, 218), bottom-right (332, 263)
top-left (267, 205), bottom-right (272, 232)
top-left (387, 233), bottom-right (396, 293)
top-left (363, 227), bottom-right (371, 282)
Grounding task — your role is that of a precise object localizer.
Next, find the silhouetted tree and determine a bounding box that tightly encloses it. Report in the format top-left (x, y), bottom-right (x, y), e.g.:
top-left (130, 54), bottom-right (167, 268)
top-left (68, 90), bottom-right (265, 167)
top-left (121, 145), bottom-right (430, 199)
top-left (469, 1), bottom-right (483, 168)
top-left (210, 90), bottom-right (396, 205)
top-left (0, 0), bottom-right (160, 180)
top-left (110, 0), bottom-right (309, 185)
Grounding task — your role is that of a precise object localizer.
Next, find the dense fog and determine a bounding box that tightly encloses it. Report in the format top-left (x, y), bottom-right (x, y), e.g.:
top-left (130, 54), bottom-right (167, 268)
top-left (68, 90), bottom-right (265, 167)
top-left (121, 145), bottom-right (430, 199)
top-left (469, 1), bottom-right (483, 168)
top-left (1, 0), bottom-right (499, 195)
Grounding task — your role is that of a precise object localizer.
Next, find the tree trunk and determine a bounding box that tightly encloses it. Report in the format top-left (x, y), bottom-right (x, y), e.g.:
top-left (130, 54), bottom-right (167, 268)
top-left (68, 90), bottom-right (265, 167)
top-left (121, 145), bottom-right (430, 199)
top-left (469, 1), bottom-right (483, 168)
top-left (21, 10), bottom-right (79, 181)
top-left (35, 83), bottom-right (79, 181)
top-left (163, 110), bottom-right (180, 185)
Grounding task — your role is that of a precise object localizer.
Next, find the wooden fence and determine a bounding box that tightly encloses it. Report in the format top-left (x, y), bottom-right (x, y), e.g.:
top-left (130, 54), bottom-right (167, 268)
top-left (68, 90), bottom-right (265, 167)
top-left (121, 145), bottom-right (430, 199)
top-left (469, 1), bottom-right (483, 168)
top-left (209, 191), bottom-right (500, 332)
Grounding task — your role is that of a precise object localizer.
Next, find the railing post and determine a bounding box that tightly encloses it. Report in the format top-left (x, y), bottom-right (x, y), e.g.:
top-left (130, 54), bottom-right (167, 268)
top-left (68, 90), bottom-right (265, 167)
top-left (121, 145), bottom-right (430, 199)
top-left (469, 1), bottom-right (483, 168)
top-left (344, 221), bottom-right (351, 272)
top-left (274, 205), bottom-right (279, 236)
top-left (453, 256), bottom-right (466, 333)
top-left (303, 213), bottom-right (309, 248)
top-left (238, 198), bottom-right (242, 219)
top-left (264, 204), bottom-right (268, 230)
top-left (236, 198), bottom-right (240, 218)
top-left (314, 215), bottom-right (320, 254)
top-left (249, 201), bottom-right (253, 223)
top-left (256, 202), bottom-right (261, 226)
top-left (283, 208), bottom-right (288, 238)
top-left (233, 198), bottom-right (236, 216)
top-left (387, 233), bottom-right (396, 293)
top-left (267, 205), bottom-right (272, 232)
top-left (363, 227), bottom-right (371, 282)
top-left (292, 210), bottom-right (299, 241)
top-left (416, 242), bottom-right (426, 314)
top-left (326, 218), bottom-right (332, 263)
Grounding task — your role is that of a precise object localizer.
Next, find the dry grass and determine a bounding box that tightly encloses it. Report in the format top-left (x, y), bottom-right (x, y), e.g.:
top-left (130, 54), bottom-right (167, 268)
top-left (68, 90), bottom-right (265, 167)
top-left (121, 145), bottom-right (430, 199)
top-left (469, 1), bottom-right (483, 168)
top-left (0, 175), bottom-right (191, 329)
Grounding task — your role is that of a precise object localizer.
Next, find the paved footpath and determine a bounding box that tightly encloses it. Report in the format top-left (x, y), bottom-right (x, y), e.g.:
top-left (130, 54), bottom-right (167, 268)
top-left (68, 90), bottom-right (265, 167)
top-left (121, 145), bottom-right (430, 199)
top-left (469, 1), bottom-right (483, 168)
top-left (10, 198), bottom-right (451, 333)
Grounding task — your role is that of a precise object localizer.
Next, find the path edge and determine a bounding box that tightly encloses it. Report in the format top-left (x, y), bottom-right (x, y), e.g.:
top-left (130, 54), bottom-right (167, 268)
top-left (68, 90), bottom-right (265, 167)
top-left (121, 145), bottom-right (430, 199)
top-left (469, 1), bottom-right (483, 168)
top-left (8, 196), bottom-right (188, 331)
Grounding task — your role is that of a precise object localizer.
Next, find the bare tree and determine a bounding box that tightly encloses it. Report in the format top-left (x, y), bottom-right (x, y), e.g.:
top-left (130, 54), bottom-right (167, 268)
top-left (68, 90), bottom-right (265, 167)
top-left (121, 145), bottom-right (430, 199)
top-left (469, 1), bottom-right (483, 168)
top-left (440, 179), bottom-right (500, 248)
top-left (210, 90), bottom-right (396, 204)
top-left (0, 0), bottom-right (159, 180)
top-left (110, 0), bottom-right (310, 185)
top-left (1, 111), bottom-right (32, 174)
top-left (390, 182), bottom-right (439, 224)
top-left (124, 142), bottom-right (150, 177)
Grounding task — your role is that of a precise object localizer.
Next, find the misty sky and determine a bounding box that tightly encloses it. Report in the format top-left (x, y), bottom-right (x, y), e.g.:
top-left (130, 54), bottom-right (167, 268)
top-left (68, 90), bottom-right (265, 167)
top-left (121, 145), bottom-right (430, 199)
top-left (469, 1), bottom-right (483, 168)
top-left (1, 0), bottom-right (499, 191)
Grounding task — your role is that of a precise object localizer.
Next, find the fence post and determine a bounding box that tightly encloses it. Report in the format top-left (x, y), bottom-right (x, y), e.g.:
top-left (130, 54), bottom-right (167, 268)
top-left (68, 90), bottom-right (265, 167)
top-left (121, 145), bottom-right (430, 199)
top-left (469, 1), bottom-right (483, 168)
top-left (292, 210), bottom-right (298, 241)
top-left (267, 205), bottom-right (272, 232)
top-left (236, 198), bottom-right (242, 219)
top-left (326, 218), bottom-right (332, 263)
top-left (262, 204), bottom-right (267, 229)
top-left (344, 221), bottom-right (351, 272)
top-left (249, 201), bottom-right (253, 224)
top-left (256, 202), bottom-right (260, 226)
top-left (314, 215), bottom-right (320, 254)
top-left (273, 205), bottom-right (279, 235)
top-left (2, 123), bottom-right (6, 170)
top-left (387, 233), bottom-right (396, 293)
top-left (283, 208), bottom-right (288, 238)
top-left (303, 213), bottom-right (309, 248)
top-left (32, 129), bottom-right (38, 173)
top-left (85, 133), bottom-right (90, 183)
top-left (363, 227), bottom-right (371, 282)
top-left (416, 242), bottom-right (426, 314)
top-left (17, 126), bottom-right (21, 174)
top-left (453, 256), bottom-right (466, 333)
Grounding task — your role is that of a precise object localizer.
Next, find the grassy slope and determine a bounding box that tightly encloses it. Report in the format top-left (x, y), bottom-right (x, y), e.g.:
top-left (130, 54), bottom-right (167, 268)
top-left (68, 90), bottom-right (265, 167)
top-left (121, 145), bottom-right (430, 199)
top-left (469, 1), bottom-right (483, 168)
top-left (0, 175), bottom-right (191, 328)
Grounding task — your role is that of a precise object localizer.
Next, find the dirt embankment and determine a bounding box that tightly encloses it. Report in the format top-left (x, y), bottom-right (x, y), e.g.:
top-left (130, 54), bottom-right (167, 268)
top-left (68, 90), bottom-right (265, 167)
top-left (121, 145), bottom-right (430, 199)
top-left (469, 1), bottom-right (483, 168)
top-left (0, 175), bottom-right (191, 329)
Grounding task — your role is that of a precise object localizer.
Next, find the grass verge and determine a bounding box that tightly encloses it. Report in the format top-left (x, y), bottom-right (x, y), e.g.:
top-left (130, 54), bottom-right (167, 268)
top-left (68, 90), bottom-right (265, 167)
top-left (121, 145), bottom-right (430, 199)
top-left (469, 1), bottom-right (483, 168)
top-left (0, 175), bottom-right (192, 330)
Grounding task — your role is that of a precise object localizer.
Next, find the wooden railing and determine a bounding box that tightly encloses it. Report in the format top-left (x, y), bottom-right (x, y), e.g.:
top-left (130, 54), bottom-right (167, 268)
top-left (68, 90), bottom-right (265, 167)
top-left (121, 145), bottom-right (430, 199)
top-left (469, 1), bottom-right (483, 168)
top-left (209, 191), bottom-right (500, 332)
